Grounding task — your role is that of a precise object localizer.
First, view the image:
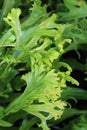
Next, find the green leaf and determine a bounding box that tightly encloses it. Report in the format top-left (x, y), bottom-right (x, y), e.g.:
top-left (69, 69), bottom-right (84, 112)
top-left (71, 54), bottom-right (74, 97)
top-left (61, 115), bottom-right (87, 130)
top-left (22, 0), bottom-right (48, 28)
top-left (4, 8), bottom-right (21, 34)
top-left (61, 0), bottom-right (87, 20)
top-left (4, 8), bottom-right (22, 48)
top-left (0, 119), bottom-right (12, 127)
top-left (3, 65), bottom-right (67, 130)
top-left (55, 108), bottom-right (87, 124)
top-left (19, 117), bottom-right (38, 130)
top-left (0, 30), bottom-right (16, 48)
top-left (62, 87), bottom-right (87, 100)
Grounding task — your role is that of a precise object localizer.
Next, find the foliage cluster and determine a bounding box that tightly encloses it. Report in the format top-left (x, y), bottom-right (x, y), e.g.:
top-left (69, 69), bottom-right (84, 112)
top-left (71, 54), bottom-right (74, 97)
top-left (0, 0), bottom-right (87, 130)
